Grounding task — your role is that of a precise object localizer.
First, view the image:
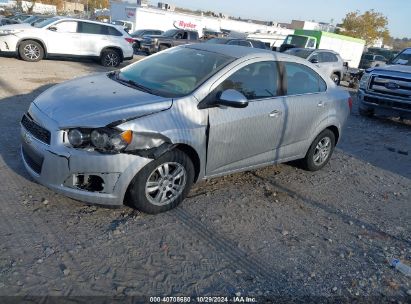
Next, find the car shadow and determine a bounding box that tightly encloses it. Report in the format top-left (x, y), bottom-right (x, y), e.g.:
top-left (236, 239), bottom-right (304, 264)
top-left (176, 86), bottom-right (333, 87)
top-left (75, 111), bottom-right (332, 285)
top-left (0, 84), bottom-right (57, 182)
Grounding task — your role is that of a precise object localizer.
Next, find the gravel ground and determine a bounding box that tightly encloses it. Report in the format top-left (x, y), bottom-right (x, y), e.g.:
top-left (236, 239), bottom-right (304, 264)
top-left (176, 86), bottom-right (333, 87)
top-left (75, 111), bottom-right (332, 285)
top-left (0, 56), bottom-right (410, 303)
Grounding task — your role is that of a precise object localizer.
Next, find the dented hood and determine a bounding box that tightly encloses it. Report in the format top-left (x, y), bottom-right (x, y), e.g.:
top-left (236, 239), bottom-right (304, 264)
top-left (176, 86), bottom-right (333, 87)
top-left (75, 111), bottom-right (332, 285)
top-left (33, 74), bottom-right (172, 128)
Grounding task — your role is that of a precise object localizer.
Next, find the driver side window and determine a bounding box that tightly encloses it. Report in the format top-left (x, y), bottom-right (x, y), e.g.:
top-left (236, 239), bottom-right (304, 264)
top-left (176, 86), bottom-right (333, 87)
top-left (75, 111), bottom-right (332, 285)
top-left (215, 61), bottom-right (279, 100)
top-left (52, 21), bottom-right (78, 33)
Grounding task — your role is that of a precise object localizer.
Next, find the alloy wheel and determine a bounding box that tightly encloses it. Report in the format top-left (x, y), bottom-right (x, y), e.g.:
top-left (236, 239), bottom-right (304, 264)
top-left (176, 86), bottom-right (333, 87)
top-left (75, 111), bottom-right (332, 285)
top-left (104, 53), bottom-right (119, 67)
top-left (313, 136), bottom-right (332, 166)
top-left (145, 162), bottom-right (187, 206)
top-left (24, 44), bottom-right (40, 60)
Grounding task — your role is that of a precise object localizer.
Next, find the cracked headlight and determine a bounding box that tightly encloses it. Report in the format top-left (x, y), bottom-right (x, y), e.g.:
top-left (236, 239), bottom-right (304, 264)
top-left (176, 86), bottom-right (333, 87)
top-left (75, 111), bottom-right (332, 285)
top-left (359, 73), bottom-right (371, 90)
top-left (67, 128), bottom-right (132, 152)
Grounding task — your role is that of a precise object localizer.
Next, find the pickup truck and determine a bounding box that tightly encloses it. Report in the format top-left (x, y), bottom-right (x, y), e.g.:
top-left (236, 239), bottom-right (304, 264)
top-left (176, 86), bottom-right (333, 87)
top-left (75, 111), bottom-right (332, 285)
top-left (140, 29), bottom-right (200, 54)
top-left (358, 48), bottom-right (411, 119)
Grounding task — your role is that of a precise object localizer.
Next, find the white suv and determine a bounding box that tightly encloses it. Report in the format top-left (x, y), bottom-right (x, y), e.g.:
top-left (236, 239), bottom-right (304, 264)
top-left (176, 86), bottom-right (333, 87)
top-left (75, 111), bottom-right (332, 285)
top-left (0, 17), bottom-right (134, 67)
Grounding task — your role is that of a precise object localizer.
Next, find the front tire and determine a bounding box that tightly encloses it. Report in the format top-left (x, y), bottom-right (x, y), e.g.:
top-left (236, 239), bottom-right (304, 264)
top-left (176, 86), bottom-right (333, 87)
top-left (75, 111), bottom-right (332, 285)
top-left (126, 150), bottom-right (195, 214)
top-left (101, 49), bottom-right (121, 67)
top-left (301, 129), bottom-right (335, 171)
top-left (19, 40), bottom-right (44, 62)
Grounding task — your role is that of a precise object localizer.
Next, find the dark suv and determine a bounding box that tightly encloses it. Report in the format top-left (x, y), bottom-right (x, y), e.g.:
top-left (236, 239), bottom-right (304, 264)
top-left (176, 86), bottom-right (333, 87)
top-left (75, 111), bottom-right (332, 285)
top-left (359, 53), bottom-right (387, 69)
top-left (141, 29), bottom-right (200, 54)
top-left (130, 29), bottom-right (163, 51)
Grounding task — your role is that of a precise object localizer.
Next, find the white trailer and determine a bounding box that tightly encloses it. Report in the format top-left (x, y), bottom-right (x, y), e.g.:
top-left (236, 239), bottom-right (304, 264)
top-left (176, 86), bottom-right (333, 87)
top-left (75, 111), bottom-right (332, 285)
top-left (110, 3), bottom-right (283, 38)
top-left (247, 28), bottom-right (295, 50)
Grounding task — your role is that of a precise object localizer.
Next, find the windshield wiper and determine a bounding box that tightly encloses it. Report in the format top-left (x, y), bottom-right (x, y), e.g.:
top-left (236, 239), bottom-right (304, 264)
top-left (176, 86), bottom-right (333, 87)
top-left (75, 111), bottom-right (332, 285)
top-left (109, 71), bottom-right (156, 95)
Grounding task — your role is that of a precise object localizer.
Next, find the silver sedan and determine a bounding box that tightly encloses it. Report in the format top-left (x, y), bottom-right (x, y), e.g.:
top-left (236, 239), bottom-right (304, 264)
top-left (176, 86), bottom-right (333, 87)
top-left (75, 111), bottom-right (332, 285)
top-left (21, 44), bottom-right (351, 214)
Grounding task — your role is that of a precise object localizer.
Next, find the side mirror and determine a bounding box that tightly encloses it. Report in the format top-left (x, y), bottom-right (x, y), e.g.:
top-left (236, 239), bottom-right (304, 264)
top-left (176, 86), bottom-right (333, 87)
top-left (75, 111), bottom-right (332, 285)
top-left (309, 58), bottom-right (319, 64)
top-left (343, 62), bottom-right (349, 67)
top-left (216, 89), bottom-right (248, 108)
top-left (48, 26), bottom-right (57, 32)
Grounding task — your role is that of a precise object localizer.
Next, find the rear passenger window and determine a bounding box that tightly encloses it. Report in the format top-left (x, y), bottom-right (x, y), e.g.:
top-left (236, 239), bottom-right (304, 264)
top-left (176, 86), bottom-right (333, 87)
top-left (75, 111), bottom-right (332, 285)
top-left (238, 40), bottom-right (252, 47)
top-left (217, 61), bottom-right (279, 100)
top-left (79, 22), bottom-right (105, 35)
top-left (285, 62), bottom-right (326, 95)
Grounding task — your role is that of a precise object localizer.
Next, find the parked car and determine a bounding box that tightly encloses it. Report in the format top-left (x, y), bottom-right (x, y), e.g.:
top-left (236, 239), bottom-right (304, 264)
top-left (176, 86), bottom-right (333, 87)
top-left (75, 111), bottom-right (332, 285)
top-left (20, 44), bottom-right (351, 214)
top-left (358, 47), bottom-right (411, 119)
top-left (205, 37), bottom-right (268, 49)
top-left (111, 20), bottom-right (134, 33)
top-left (9, 14), bottom-right (32, 22)
top-left (0, 17), bottom-right (20, 26)
top-left (359, 53), bottom-right (387, 69)
top-left (129, 29), bottom-right (163, 51)
top-left (285, 48), bottom-right (344, 84)
top-left (0, 17), bottom-right (134, 67)
top-left (140, 29), bottom-right (200, 54)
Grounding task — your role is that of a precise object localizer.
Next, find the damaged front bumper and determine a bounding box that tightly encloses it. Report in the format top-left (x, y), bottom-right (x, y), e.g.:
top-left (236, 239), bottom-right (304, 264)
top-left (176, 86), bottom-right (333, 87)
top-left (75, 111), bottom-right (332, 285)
top-left (20, 107), bottom-right (152, 206)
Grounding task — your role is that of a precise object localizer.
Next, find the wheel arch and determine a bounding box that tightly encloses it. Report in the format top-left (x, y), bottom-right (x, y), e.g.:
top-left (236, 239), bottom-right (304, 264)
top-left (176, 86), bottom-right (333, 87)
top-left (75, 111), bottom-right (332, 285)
top-left (17, 38), bottom-right (48, 57)
top-left (100, 46), bottom-right (124, 60)
top-left (325, 125), bottom-right (340, 144)
top-left (174, 143), bottom-right (201, 183)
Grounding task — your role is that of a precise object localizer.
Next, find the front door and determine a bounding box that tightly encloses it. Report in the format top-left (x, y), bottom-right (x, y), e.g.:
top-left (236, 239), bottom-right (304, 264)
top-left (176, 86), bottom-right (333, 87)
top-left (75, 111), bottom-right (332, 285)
top-left (46, 21), bottom-right (81, 55)
top-left (206, 61), bottom-right (286, 176)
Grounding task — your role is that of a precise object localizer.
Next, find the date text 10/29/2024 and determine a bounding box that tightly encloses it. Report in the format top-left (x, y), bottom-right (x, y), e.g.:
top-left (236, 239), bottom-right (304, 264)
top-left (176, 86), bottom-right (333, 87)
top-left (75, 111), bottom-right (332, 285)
top-left (150, 296), bottom-right (257, 303)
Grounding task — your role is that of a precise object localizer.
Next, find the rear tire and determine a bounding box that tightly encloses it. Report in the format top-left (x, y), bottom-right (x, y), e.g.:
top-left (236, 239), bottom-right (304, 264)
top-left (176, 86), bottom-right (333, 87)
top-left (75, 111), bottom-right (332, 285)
top-left (126, 150), bottom-right (195, 214)
top-left (359, 107), bottom-right (374, 117)
top-left (101, 49), bottom-right (121, 67)
top-left (301, 129), bottom-right (335, 171)
top-left (158, 44), bottom-right (169, 52)
top-left (19, 40), bottom-right (44, 62)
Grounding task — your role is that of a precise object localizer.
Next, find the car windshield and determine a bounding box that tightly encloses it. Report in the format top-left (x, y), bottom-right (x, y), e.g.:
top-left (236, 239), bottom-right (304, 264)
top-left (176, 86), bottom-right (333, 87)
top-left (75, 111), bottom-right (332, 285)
top-left (391, 49), bottom-right (411, 66)
top-left (116, 47), bottom-right (235, 98)
top-left (10, 15), bottom-right (30, 21)
top-left (162, 29), bottom-right (179, 37)
top-left (130, 29), bottom-right (145, 37)
top-left (363, 54), bottom-right (374, 60)
top-left (33, 17), bottom-right (58, 28)
top-left (23, 15), bottom-right (39, 23)
top-left (205, 38), bottom-right (228, 44)
top-left (285, 49), bottom-right (314, 59)
top-left (284, 35), bottom-right (308, 48)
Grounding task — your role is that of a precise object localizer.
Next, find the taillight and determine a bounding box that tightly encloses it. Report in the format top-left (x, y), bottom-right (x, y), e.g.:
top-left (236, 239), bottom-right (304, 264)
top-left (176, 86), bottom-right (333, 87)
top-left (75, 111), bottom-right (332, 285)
top-left (348, 96), bottom-right (353, 112)
top-left (125, 38), bottom-right (134, 44)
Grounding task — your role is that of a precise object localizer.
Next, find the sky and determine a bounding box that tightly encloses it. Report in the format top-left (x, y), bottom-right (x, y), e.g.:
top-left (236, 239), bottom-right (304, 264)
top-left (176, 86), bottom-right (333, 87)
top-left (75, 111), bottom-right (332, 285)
top-left (158, 0), bottom-right (410, 38)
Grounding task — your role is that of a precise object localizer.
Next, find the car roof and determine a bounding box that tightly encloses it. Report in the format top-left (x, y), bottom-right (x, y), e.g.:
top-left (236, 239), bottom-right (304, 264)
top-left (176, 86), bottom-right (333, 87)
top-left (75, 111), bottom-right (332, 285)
top-left (183, 43), bottom-right (305, 62)
top-left (51, 16), bottom-right (118, 27)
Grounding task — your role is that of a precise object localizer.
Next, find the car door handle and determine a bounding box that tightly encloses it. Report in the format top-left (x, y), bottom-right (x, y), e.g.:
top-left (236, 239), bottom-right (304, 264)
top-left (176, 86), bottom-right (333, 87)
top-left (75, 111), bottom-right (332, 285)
top-left (269, 109), bottom-right (282, 117)
top-left (317, 101), bottom-right (327, 107)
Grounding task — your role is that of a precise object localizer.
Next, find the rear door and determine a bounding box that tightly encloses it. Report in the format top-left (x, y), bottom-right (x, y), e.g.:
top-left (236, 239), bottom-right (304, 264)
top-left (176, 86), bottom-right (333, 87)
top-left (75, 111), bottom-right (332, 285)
top-left (280, 62), bottom-right (329, 158)
top-left (45, 20), bottom-right (81, 55)
top-left (78, 22), bottom-right (121, 56)
top-left (206, 60), bottom-right (286, 176)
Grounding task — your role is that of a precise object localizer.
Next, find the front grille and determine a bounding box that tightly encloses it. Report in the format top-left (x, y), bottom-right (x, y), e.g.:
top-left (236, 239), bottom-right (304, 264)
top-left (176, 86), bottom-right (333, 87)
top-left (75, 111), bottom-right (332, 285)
top-left (368, 75), bottom-right (411, 100)
top-left (22, 146), bottom-right (43, 174)
top-left (364, 96), bottom-right (411, 111)
top-left (21, 114), bottom-right (51, 145)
